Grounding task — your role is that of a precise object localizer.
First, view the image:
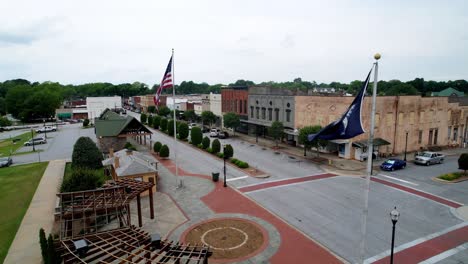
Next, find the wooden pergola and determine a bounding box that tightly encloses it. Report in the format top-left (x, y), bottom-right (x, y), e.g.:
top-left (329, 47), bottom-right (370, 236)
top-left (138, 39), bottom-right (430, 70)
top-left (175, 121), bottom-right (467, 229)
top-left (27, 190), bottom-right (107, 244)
top-left (57, 179), bottom-right (155, 239)
top-left (58, 226), bottom-right (211, 263)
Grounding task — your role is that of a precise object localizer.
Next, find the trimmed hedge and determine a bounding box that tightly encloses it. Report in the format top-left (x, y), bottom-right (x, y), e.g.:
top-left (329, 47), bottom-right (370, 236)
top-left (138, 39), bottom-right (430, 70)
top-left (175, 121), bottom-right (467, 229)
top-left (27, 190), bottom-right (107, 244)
top-left (191, 127), bottom-right (202, 146)
top-left (212, 139), bottom-right (221, 154)
top-left (153, 141), bottom-right (162, 153)
top-left (72, 137), bottom-right (103, 169)
top-left (153, 115), bottom-right (161, 129)
top-left (160, 144), bottom-right (170, 158)
top-left (60, 168), bottom-right (106, 192)
top-left (223, 144), bottom-right (233, 159)
top-left (178, 123), bottom-right (189, 140)
top-left (168, 119), bottom-right (175, 136)
top-left (231, 158), bottom-right (249, 169)
top-left (202, 136), bottom-right (210, 149)
top-left (140, 113), bottom-right (147, 124)
top-left (160, 118), bottom-right (168, 131)
top-left (148, 115), bottom-right (153, 126)
top-left (83, 118), bottom-right (90, 127)
top-left (217, 152), bottom-right (224, 159)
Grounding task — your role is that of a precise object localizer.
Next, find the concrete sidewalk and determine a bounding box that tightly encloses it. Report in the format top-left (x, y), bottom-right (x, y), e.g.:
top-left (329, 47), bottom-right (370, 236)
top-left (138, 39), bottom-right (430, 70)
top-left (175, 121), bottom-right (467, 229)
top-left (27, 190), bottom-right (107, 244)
top-left (4, 160), bottom-right (65, 264)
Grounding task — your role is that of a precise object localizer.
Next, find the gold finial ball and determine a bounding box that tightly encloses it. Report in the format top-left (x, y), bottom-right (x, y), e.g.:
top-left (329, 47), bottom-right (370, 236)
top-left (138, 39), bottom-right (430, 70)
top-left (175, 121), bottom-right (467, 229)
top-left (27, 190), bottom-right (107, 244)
top-left (374, 53), bottom-right (381, 60)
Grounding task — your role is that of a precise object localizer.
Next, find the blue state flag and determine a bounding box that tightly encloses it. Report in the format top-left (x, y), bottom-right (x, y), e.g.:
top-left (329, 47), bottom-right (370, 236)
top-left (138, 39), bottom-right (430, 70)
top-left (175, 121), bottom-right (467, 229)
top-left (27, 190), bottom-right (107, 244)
top-left (308, 69), bottom-right (372, 142)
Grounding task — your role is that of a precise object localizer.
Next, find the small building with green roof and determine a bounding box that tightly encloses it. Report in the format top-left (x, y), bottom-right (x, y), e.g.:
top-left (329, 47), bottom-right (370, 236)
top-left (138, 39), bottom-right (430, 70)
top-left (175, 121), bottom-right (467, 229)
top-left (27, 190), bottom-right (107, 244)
top-left (431, 87), bottom-right (464, 97)
top-left (95, 109), bottom-right (152, 153)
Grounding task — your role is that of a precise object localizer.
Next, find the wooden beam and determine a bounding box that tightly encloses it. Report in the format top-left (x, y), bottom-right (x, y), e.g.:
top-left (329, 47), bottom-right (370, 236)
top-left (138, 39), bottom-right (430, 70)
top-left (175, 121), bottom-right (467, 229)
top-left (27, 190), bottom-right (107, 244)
top-left (148, 178), bottom-right (154, 219)
top-left (137, 194), bottom-right (142, 227)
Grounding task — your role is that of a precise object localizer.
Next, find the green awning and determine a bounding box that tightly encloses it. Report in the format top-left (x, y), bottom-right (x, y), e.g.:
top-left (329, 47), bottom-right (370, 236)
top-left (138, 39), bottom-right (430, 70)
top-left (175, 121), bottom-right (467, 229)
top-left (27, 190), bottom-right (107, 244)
top-left (352, 138), bottom-right (391, 148)
top-left (57, 113), bottom-right (72, 119)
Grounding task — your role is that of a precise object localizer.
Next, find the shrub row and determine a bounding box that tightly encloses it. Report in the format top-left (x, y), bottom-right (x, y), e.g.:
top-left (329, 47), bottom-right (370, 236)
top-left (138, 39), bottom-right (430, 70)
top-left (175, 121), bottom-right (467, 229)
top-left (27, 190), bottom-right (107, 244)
top-left (230, 158), bottom-right (249, 168)
top-left (153, 141), bottom-right (170, 158)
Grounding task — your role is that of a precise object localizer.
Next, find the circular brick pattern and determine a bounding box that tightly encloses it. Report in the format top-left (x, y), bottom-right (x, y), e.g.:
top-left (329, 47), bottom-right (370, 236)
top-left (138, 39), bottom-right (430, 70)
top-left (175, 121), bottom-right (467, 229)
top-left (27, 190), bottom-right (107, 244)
top-left (183, 218), bottom-right (266, 260)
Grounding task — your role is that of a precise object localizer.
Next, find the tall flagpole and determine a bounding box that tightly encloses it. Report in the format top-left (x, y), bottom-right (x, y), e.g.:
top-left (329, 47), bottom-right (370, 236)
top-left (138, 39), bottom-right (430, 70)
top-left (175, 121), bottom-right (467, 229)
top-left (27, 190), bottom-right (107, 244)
top-left (359, 53), bottom-right (380, 263)
top-left (172, 48), bottom-right (182, 188)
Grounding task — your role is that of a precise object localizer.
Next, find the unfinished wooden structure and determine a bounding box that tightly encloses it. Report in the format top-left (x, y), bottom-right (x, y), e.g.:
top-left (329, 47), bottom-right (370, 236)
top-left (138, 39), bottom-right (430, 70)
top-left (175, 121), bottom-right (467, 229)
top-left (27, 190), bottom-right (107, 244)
top-left (57, 226), bottom-right (211, 263)
top-left (56, 178), bottom-right (211, 263)
top-left (57, 178), bottom-right (155, 239)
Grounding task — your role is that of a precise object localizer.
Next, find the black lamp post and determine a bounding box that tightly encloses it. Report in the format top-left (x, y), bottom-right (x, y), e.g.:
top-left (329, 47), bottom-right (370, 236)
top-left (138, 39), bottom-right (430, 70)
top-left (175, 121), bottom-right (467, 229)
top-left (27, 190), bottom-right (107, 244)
top-left (404, 131), bottom-right (409, 161)
top-left (43, 119), bottom-right (47, 139)
top-left (223, 145), bottom-right (227, 187)
top-left (30, 129), bottom-right (35, 152)
top-left (390, 206), bottom-right (400, 264)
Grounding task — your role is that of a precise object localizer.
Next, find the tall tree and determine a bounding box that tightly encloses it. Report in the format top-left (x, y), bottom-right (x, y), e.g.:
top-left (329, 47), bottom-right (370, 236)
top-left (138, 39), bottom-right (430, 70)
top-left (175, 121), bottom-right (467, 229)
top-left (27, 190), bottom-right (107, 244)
top-left (223, 112), bottom-right (240, 134)
top-left (268, 121), bottom-right (284, 147)
top-left (201, 111), bottom-right (217, 127)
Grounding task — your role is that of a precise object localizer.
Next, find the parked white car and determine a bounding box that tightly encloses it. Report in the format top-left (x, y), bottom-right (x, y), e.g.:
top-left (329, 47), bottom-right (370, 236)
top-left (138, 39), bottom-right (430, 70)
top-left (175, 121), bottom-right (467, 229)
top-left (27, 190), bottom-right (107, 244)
top-left (36, 126), bottom-right (57, 133)
top-left (209, 128), bottom-right (221, 137)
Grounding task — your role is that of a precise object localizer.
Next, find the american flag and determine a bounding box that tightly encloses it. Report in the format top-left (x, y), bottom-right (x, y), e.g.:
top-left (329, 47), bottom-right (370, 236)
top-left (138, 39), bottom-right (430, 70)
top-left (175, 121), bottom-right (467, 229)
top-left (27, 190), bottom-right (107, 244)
top-left (154, 55), bottom-right (173, 107)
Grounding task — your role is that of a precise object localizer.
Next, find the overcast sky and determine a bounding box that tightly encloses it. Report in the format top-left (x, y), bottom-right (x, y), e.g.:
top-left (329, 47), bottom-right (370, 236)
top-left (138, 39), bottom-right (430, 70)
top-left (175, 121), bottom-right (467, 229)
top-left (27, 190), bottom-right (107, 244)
top-left (0, 0), bottom-right (467, 85)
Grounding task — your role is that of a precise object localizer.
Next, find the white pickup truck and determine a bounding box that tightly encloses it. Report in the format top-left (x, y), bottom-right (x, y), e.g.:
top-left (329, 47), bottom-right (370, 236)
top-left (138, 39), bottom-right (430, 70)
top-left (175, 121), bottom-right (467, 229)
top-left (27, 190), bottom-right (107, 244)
top-left (414, 151), bottom-right (445, 166)
top-left (35, 126), bottom-right (57, 133)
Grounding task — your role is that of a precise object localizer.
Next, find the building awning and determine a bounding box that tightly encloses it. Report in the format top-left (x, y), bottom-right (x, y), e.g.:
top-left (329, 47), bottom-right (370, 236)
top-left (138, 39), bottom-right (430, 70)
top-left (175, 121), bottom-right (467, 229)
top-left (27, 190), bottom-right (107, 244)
top-left (352, 138), bottom-right (391, 148)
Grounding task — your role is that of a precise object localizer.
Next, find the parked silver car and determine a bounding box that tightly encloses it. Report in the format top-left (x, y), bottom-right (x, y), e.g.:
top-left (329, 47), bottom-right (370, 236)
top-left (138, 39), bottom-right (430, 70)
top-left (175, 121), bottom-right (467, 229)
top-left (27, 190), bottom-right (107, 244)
top-left (414, 151), bottom-right (445, 166)
top-left (24, 137), bottom-right (47, 146)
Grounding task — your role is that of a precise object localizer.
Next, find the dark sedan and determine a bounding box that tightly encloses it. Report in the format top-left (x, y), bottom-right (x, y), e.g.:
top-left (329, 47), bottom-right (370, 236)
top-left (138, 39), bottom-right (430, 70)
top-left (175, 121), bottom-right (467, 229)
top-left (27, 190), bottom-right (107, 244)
top-left (380, 159), bottom-right (406, 171)
top-left (0, 157), bottom-right (13, 168)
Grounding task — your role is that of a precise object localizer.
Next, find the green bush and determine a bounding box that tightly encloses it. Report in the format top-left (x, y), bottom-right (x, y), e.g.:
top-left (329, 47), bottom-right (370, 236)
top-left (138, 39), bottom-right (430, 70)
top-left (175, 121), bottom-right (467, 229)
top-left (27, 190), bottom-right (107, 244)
top-left (140, 113), bottom-right (147, 124)
top-left (153, 141), bottom-right (162, 152)
top-left (160, 144), bottom-right (170, 158)
top-left (168, 119), bottom-right (175, 136)
top-left (207, 147), bottom-right (213, 153)
top-left (72, 137), bottom-right (103, 169)
top-left (39, 228), bottom-right (48, 263)
top-left (231, 158), bottom-right (238, 164)
top-left (238, 161), bottom-right (249, 168)
top-left (223, 144), bottom-right (233, 159)
top-left (160, 118), bottom-right (168, 131)
top-left (458, 153), bottom-right (468, 174)
top-left (148, 106), bottom-right (156, 113)
top-left (60, 168), bottom-right (105, 192)
top-left (148, 115), bottom-right (153, 127)
top-left (212, 139), bottom-right (221, 154)
top-left (439, 172), bottom-right (463, 181)
top-left (217, 152), bottom-right (224, 159)
top-left (202, 136), bottom-right (210, 149)
top-left (197, 143), bottom-right (204, 148)
top-left (123, 142), bottom-right (137, 151)
top-left (178, 123), bottom-right (189, 140)
top-left (83, 118), bottom-right (90, 127)
top-left (191, 127), bottom-right (202, 145)
top-left (153, 115), bottom-right (161, 129)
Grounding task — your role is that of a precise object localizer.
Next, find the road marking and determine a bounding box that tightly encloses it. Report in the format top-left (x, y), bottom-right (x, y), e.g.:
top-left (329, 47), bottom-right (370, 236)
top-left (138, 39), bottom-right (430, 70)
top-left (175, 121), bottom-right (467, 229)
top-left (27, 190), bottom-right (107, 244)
top-left (226, 176), bottom-right (249, 182)
top-left (239, 173), bottom-right (338, 193)
top-left (419, 243), bottom-right (468, 264)
top-left (364, 222), bottom-right (468, 264)
top-left (379, 174), bottom-right (419, 186)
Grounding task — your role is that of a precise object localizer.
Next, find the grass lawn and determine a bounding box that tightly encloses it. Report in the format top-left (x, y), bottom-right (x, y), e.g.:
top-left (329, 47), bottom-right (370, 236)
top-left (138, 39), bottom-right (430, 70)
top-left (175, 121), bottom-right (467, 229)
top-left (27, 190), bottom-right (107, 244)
top-left (0, 162), bottom-right (48, 263)
top-left (0, 131), bottom-right (36, 157)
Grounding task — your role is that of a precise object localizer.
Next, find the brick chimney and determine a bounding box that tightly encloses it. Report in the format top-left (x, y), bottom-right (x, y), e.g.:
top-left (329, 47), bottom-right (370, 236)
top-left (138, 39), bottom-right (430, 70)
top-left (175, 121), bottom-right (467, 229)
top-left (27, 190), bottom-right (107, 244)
top-left (114, 156), bottom-right (120, 168)
top-left (109, 148), bottom-right (114, 157)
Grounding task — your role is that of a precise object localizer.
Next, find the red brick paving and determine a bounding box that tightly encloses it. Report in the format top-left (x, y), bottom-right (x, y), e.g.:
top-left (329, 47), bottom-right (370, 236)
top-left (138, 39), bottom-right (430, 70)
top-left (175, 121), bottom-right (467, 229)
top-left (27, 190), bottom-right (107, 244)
top-left (238, 173), bottom-right (337, 193)
top-left (156, 156), bottom-right (342, 264)
top-left (373, 225), bottom-right (468, 264)
top-left (371, 177), bottom-right (463, 208)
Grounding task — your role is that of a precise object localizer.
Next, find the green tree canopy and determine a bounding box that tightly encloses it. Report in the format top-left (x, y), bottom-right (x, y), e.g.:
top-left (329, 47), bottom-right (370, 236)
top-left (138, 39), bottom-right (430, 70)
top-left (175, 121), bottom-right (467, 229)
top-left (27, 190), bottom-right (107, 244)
top-left (71, 137), bottom-right (103, 169)
top-left (201, 111), bottom-right (217, 127)
top-left (223, 112), bottom-right (240, 133)
top-left (268, 121), bottom-right (284, 147)
top-left (184, 110), bottom-right (196, 122)
top-left (178, 122), bottom-right (189, 140)
top-left (158, 106), bottom-right (170, 117)
top-left (191, 127), bottom-right (203, 145)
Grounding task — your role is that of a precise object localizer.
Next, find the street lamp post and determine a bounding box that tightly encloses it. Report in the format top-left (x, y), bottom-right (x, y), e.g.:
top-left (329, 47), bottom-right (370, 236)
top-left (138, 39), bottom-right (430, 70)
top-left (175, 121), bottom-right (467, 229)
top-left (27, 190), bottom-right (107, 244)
top-left (223, 145), bottom-right (227, 187)
top-left (404, 131), bottom-right (409, 161)
top-left (390, 207), bottom-right (400, 264)
top-left (31, 129), bottom-right (35, 152)
top-left (43, 119), bottom-right (47, 139)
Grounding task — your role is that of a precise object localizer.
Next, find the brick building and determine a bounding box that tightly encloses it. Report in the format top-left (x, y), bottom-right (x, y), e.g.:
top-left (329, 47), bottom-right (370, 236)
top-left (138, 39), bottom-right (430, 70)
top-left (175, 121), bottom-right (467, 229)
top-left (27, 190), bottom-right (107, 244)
top-left (221, 86), bottom-right (249, 117)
